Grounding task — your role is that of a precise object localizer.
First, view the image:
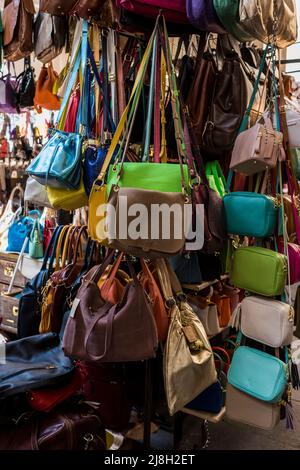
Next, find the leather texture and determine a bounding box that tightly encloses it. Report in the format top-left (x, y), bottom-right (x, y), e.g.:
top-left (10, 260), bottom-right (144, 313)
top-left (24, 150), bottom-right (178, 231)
top-left (228, 346), bottom-right (287, 403)
top-left (27, 130), bottom-right (82, 189)
top-left (24, 176), bottom-right (52, 208)
top-left (117, 0), bottom-right (188, 23)
top-left (0, 333), bottom-right (74, 399)
top-left (230, 247), bottom-right (287, 297)
top-left (107, 187), bottom-right (186, 258)
top-left (226, 384), bottom-right (281, 430)
top-left (0, 404), bottom-right (106, 450)
top-left (239, 295), bottom-right (294, 348)
top-left (230, 117), bottom-right (285, 175)
top-left (223, 192), bottom-right (277, 237)
top-left (188, 291), bottom-right (222, 337)
top-left (16, 60), bottom-right (35, 109)
top-left (70, 0), bottom-right (107, 18)
top-left (34, 12), bottom-right (66, 64)
top-left (62, 253), bottom-right (158, 362)
top-left (39, 0), bottom-right (76, 15)
top-left (186, 0), bottom-right (225, 33)
top-left (3, 0), bottom-right (35, 61)
top-left (213, 0), bottom-right (254, 42)
top-left (34, 63), bottom-right (61, 112)
top-left (47, 176), bottom-right (88, 211)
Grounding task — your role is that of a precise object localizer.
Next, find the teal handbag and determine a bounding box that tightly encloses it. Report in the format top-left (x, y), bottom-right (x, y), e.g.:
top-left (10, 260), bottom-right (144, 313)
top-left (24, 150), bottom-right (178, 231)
top-left (223, 192), bottom-right (278, 237)
top-left (230, 246), bottom-right (287, 296)
top-left (228, 346), bottom-right (287, 403)
top-left (29, 219), bottom-right (44, 259)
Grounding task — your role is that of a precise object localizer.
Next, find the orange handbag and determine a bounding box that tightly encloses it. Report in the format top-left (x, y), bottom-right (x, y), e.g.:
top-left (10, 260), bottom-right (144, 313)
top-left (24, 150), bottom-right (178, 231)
top-left (100, 253), bottom-right (131, 305)
top-left (34, 63), bottom-right (61, 112)
top-left (211, 290), bottom-right (231, 328)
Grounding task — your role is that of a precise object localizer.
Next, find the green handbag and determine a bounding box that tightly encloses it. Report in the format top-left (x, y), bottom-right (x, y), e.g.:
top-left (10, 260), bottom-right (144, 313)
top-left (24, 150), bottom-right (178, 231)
top-left (205, 161), bottom-right (226, 198)
top-left (29, 219), bottom-right (44, 259)
top-left (107, 162), bottom-right (190, 197)
top-left (291, 148), bottom-right (300, 181)
top-left (213, 0), bottom-right (253, 43)
top-left (230, 247), bottom-right (287, 296)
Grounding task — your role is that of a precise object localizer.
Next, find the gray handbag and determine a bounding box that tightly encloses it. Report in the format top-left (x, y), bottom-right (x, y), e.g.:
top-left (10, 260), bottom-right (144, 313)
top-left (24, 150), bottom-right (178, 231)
top-left (24, 176), bottom-right (52, 208)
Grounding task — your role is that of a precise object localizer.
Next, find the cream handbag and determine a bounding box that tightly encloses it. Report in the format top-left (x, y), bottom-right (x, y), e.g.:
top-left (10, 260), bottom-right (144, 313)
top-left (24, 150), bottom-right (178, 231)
top-left (24, 176), bottom-right (52, 208)
top-left (239, 0), bottom-right (297, 49)
top-left (231, 295), bottom-right (294, 348)
top-left (188, 288), bottom-right (222, 337)
top-left (226, 384), bottom-right (281, 430)
top-left (156, 259), bottom-right (217, 416)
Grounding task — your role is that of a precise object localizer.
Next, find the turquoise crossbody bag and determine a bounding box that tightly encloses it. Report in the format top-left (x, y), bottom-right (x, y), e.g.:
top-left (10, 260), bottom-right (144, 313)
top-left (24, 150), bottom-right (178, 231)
top-left (228, 346), bottom-right (287, 403)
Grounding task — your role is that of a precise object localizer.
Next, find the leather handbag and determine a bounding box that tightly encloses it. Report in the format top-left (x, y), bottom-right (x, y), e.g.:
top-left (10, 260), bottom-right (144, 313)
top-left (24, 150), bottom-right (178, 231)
top-left (230, 115), bottom-right (285, 175)
top-left (47, 176), bottom-right (88, 211)
top-left (223, 192), bottom-right (278, 237)
top-left (187, 287), bottom-right (221, 337)
top-left (34, 12), bottom-right (66, 64)
top-left (17, 226), bottom-right (64, 338)
top-left (230, 247), bottom-right (287, 297)
top-left (226, 383), bottom-right (281, 430)
top-left (211, 289), bottom-right (232, 328)
top-left (3, 0), bottom-right (35, 62)
top-left (62, 252), bottom-right (158, 362)
top-left (235, 295), bottom-right (294, 348)
top-left (27, 130), bottom-right (83, 189)
top-left (16, 57), bottom-right (35, 109)
top-left (291, 148), bottom-right (300, 180)
top-left (0, 332), bottom-right (74, 399)
top-left (169, 252), bottom-right (202, 284)
top-left (70, 0), bottom-right (107, 18)
top-left (0, 72), bottom-right (18, 113)
top-left (239, 0), bottom-right (297, 49)
top-left (228, 346), bottom-right (287, 403)
top-left (157, 259), bottom-right (217, 415)
top-left (83, 144), bottom-right (110, 196)
top-left (6, 213), bottom-right (35, 254)
top-left (281, 99), bottom-right (300, 148)
top-left (39, 0), bottom-right (76, 15)
top-left (99, 253), bottom-right (130, 305)
top-left (213, 0), bottom-right (254, 43)
top-left (29, 219), bottom-right (44, 259)
top-left (24, 176), bottom-right (52, 208)
top-left (0, 184), bottom-right (23, 252)
top-left (278, 241), bottom-right (300, 285)
top-left (34, 63), bottom-right (61, 112)
top-left (186, 0), bottom-right (225, 33)
top-left (116, 0), bottom-right (188, 24)
top-left (0, 404), bottom-right (106, 450)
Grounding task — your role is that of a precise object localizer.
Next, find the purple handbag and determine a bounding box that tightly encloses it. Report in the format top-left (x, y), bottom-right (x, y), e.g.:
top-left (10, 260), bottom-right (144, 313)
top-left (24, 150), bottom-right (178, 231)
top-left (0, 73), bottom-right (18, 113)
top-left (186, 0), bottom-right (225, 34)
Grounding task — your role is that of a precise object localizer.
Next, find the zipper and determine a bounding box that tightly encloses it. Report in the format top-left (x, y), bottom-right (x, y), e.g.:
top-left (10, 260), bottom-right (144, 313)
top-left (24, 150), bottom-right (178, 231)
top-left (1, 365), bottom-right (57, 382)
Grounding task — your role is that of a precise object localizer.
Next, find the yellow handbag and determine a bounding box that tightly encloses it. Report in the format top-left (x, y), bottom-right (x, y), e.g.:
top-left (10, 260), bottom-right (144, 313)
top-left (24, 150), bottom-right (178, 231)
top-left (47, 176), bottom-right (88, 211)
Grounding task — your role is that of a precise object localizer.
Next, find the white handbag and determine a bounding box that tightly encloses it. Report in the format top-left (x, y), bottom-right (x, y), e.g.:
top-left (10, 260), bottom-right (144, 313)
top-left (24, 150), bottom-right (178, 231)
top-left (188, 287), bottom-right (222, 337)
top-left (272, 98), bottom-right (300, 148)
top-left (24, 176), bottom-right (52, 208)
top-left (0, 185), bottom-right (24, 252)
top-left (231, 295), bottom-right (294, 348)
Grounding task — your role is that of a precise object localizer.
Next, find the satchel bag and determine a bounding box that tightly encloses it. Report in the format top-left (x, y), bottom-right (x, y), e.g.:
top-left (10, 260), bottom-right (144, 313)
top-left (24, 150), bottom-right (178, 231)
top-left (33, 63), bottom-right (61, 112)
top-left (236, 295), bottom-right (294, 348)
top-left (24, 176), bottom-right (52, 208)
top-left (228, 346), bottom-right (287, 403)
top-left (3, 0), bottom-right (35, 62)
top-left (186, 0), bottom-right (225, 34)
top-left (34, 12), bottom-right (66, 64)
top-left (62, 252), bottom-right (158, 362)
top-left (6, 212), bottom-right (35, 254)
top-left (230, 246), bottom-right (287, 297)
top-left (226, 384), bottom-right (281, 430)
top-left (0, 404), bottom-right (106, 450)
top-left (223, 192), bottom-right (278, 237)
top-left (157, 259), bottom-right (217, 415)
top-left (0, 332), bottom-right (74, 400)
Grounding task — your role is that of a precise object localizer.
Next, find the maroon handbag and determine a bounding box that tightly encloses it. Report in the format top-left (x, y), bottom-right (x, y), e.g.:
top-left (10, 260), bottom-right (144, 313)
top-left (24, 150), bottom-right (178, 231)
top-left (70, 0), bottom-right (107, 18)
top-left (62, 252), bottom-right (158, 362)
top-left (116, 0), bottom-right (188, 23)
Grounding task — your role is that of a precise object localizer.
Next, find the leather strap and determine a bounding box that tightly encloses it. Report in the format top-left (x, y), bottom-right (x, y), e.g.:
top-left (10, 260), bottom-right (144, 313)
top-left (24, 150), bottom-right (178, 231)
top-left (116, 32), bottom-right (126, 120)
top-left (55, 225), bottom-right (72, 271)
top-left (107, 30), bottom-right (118, 129)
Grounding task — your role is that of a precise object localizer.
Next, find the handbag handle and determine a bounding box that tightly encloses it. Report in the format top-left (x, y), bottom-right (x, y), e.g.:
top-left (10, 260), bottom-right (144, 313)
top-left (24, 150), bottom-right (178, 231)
top-left (41, 225), bottom-right (63, 272)
top-left (142, 34), bottom-right (157, 162)
top-left (54, 225), bottom-right (72, 271)
top-left (212, 346), bottom-right (231, 367)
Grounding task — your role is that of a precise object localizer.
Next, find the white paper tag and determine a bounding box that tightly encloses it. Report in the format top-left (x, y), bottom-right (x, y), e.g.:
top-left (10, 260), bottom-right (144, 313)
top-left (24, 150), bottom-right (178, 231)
top-left (11, 170), bottom-right (18, 178)
top-left (69, 298), bottom-right (80, 318)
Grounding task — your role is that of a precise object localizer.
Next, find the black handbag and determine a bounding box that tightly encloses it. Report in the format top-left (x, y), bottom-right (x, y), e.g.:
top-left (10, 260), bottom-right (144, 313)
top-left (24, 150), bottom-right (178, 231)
top-left (0, 333), bottom-right (74, 400)
top-left (16, 57), bottom-right (35, 109)
top-left (18, 226), bottom-right (63, 339)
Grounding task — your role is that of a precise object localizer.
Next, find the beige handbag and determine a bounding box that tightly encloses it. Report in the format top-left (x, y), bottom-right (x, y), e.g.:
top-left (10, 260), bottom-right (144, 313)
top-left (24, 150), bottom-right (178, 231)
top-left (156, 259), bottom-right (217, 416)
top-left (239, 0), bottom-right (297, 49)
top-left (226, 384), bottom-right (280, 430)
top-left (188, 288), bottom-right (222, 337)
top-left (230, 115), bottom-right (285, 176)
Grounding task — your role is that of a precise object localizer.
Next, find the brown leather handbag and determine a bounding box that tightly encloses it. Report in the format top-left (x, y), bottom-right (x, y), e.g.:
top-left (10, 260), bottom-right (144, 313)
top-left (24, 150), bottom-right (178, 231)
top-left (0, 404), bottom-right (106, 450)
top-left (34, 63), bottom-right (61, 112)
top-left (70, 0), bottom-right (107, 18)
top-left (3, 0), bottom-right (35, 62)
top-left (39, 0), bottom-right (76, 16)
top-left (62, 252), bottom-right (158, 363)
top-left (211, 289), bottom-right (232, 328)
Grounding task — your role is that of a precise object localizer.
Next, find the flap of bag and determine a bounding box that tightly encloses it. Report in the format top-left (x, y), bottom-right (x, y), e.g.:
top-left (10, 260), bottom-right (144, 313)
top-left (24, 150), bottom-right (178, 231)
top-left (3, 0), bottom-right (20, 46)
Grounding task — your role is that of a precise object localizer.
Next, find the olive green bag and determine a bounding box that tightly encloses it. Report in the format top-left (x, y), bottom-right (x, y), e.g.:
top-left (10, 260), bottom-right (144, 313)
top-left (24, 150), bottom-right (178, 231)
top-left (213, 0), bottom-right (253, 42)
top-left (230, 247), bottom-right (287, 297)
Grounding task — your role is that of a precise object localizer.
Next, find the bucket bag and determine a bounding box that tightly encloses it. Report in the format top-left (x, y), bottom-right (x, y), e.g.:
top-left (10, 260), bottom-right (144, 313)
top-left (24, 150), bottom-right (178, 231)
top-left (33, 63), bottom-right (61, 112)
top-left (62, 252), bottom-right (158, 362)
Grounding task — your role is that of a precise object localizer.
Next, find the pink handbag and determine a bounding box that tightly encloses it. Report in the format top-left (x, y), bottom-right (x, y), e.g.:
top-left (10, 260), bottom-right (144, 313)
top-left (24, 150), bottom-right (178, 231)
top-left (278, 241), bottom-right (300, 285)
top-left (230, 116), bottom-right (285, 175)
top-left (117, 0), bottom-right (188, 23)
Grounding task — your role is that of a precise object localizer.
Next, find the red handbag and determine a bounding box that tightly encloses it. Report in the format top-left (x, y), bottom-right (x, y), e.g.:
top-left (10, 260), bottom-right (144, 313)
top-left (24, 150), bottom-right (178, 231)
top-left (212, 347), bottom-right (231, 375)
top-left (116, 0), bottom-right (188, 23)
top-left (27, 368), bottom-right (86, 413)
top-left (43, 218), bottom-right (56, 251)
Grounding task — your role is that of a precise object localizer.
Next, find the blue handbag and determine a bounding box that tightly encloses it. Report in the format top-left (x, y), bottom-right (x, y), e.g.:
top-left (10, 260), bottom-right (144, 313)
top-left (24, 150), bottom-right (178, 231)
top-left (186, 381), bottom-right (223, 414)
top-left (169, 252), bottom-right (202, 284)
top-left (83, 144), bottom-right (110, 196)
top-left (7, 215), bottom-right (34, 254)
top-left (228, 346), bottom-right (287, 403)
top-left (223, 192), bottom-right (278, 237)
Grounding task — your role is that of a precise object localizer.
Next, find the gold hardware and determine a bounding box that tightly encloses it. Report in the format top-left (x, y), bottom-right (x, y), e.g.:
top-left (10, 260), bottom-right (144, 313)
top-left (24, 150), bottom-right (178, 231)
top-left (5, 319), bottom-right (15, 324)
top-left (4, 266), bottom-right (14, 278)
top-left (12, 306), bottom-right (18, 317)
